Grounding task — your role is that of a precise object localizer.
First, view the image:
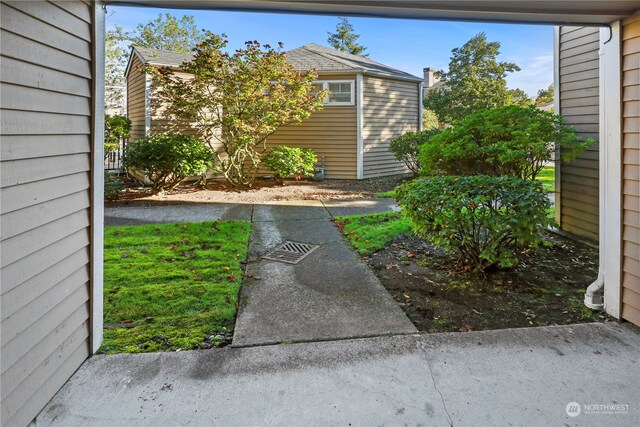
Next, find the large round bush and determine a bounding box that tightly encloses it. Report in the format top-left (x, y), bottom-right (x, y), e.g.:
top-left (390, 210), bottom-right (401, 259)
top-left (124, 134), bottom-right (214, 194)
top-left (396, 175), bottom-right (553, 270)
top-left (418, 105), bottom-right (593, 180)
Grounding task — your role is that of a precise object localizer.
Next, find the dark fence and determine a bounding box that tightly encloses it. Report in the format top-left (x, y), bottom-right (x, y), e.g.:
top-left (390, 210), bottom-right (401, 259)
top-left (104, 138), bottom-right (127, 171)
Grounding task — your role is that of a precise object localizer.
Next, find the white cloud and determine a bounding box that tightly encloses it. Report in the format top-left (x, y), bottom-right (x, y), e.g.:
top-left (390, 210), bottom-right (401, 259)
top-left (506, 54), bottom-right (554, 97)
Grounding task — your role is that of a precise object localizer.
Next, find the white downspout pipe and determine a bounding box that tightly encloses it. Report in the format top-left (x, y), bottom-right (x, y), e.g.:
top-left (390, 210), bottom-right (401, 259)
top-left (584, 22), bottom-right (622, 314)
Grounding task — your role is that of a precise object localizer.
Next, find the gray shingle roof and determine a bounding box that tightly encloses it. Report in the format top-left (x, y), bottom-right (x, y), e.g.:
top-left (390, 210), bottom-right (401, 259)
top-left (132, 46), bottom-right (193, 67)
top-left (130, 43), bottom-right (422, 82)
top-left (285, 43), bottom-right (422, 82)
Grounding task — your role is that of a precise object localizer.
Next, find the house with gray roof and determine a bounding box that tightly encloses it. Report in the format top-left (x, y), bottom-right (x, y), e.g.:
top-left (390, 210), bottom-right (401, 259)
top-left (125, 43), bottom-right (423, 179)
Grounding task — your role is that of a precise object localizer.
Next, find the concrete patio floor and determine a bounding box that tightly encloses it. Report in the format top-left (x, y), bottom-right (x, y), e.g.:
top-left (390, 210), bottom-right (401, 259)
top-left (36, 323), bottom-right (640, 426)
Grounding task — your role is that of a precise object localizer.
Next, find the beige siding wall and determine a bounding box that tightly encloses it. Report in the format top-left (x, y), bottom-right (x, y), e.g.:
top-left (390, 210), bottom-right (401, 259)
top-left (362, 76), bottom-right (418, 178)
top-left (0, 1), bottom-right (93, 425)
top-left (127, 54), bottom-right (147, 141)
top-left (621, 15), bottom-right (640, 327)
top-left (265, 74), bottom-right (358, 179)
top-left (558, 26), bottom-right (600, 241)
top-left (149, 71), bottom-right (204, 139)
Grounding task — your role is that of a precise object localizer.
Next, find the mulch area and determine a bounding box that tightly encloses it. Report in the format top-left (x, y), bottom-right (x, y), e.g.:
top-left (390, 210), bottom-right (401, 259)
top-left (362, 233), bottom-right (605, 333)
top-left (106, 175), bottom-right (405, 206)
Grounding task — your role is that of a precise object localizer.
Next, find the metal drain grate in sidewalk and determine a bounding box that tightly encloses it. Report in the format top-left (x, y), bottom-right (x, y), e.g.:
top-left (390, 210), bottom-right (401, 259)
top-left (262, 241), bottom-right (319, 264)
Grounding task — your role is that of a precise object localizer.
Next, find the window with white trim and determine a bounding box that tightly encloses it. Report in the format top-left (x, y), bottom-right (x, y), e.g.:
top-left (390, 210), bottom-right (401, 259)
top-left (313, 80), bottom-right (355, 106)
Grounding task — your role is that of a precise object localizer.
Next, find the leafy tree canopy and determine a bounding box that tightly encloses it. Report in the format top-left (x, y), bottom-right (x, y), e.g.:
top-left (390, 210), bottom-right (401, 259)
top-left (535, 84), bottom-right (554, 106)
top-left (508, 88), bottom-right (533, 107)
top-left (105, 25), bottom-right (129, 111)
top-left (423, 32), bottom-right (522, 123)
top-left (104, 12), bottom-right (204, 111)
top-left (153, 33), bottom-right (328, 187)
top-left (129, 13), bottom-right (204, 53)
top-left (327, 17), bottom-right (368, 57)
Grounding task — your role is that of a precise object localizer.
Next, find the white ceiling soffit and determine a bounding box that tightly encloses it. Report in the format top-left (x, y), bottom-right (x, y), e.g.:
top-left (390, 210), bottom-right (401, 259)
top-left (106, 1), bottom-right (640, 25)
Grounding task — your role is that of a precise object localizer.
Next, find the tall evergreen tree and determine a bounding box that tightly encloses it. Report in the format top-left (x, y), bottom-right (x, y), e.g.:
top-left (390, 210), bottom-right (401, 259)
top-left (327, 17), bottom-right (368, 57)
top-left (423, 32), bottom-right (521, 123)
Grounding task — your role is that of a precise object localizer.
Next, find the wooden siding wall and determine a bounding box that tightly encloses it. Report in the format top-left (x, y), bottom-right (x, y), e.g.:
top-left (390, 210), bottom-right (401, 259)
top-left (558, 26), bottom-right (600, 241)
top-left (0, 1), bottom-right (93, 426)
top-left (621, 15), bottom-right (640, 327)
top-left (362, 76), bottom-right (418, 178)
top-left (127, 55), bottom-right (147, 141)
top-left (265, 74), bottom-right (358, 179)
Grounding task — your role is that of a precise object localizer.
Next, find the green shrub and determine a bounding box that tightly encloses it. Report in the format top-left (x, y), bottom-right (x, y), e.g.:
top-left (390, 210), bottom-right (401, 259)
top-left (262, 146), bottom-right (317, 183)
top-left (396, 175), bottom-right (553, 271)
top-left (389, 129), bottom-right (441, 174)
top-left (104, 115), bottom-right (131, 157)
top-left (418, 106), bottom-right (593, 180)
top-left (104, 172), bottom-right (123, 200)
top-left (124, 134), bottom-right (214, 194)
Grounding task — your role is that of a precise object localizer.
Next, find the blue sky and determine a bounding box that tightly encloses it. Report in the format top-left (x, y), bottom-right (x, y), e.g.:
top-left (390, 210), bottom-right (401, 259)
top-left (107, 6), bottom-right (554, 96)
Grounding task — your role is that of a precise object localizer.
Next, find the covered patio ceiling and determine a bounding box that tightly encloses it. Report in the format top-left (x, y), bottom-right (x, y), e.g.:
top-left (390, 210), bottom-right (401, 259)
top-left (107, 1), bottom-right (640, 25)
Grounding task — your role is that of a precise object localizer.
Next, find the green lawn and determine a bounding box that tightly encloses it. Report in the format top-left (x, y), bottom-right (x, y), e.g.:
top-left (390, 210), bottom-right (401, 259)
top-left (100, 221), bottom-right (251, 354)
top-left (536, 165), bottom-right (555, 193)
top-left (334, 211), bottom-right (413, 255)
top-left (375, 190), bottom-right (396, 198)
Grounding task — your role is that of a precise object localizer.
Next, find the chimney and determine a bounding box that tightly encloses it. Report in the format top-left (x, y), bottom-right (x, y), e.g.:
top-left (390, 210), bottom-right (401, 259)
top-left (423, 67), bottom-right (440, 88)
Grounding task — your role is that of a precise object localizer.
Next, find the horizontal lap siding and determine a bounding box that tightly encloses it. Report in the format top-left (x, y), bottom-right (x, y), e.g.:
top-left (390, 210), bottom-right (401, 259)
top-left (127, 55), bottom-right (146, 141)
top-left (622, 15), bottom-right (640, 327)
top-left (0, 1), bottom-right (92, 426)
top-left (265, 73), bottom-right (358, 179)
top-left (150, 71), bottom-right (204, 139)
top-left (362, 76), bottom-right (418, 178)
top-left (559, 26), bottom-right (600, 241)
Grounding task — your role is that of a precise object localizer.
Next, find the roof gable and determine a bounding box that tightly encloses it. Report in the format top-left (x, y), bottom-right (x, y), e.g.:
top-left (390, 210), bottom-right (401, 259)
top-left (124, 46), bottom-right (193, 78)
top-left (286, 43), bottom-right (422, 81)
top-left (125, 43), bottom-right (422, 82)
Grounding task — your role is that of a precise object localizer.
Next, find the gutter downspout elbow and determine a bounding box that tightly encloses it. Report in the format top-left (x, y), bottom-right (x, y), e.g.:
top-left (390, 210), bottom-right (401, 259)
top-left (584, 271), bottom-right (604, 310)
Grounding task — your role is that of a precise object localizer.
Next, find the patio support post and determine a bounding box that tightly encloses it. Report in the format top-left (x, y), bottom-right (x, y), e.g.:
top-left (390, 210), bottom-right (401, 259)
top-left (91, 1), bottom-right (106, 352)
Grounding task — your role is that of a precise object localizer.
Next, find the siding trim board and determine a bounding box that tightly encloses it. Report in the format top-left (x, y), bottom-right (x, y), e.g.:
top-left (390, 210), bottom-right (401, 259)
top-left (356, 73), bottom-right (364, 179)
top-left (599, 22), bottom-right (623, 319)
top-left (90, 1), bottom-right (105, 353)
top-left (144, 72), bottom-right (151, 136)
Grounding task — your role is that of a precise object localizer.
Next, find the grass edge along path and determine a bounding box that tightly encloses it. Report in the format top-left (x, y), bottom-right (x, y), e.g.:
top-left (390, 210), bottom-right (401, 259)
top-left (333, 211), bottom-right (413, 255)
top-left (100, 220), bottom-right (251, 354)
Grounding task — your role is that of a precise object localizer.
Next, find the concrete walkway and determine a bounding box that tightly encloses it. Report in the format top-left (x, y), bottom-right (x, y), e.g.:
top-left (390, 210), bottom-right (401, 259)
top-left (104, 198), bottom-right (398, 226)
top-left (36, 323), bottom-right (640, 426)
top-left (235, 200), bottom-right (415, 346)
top-left (106, 198), bottom-right (415, 346)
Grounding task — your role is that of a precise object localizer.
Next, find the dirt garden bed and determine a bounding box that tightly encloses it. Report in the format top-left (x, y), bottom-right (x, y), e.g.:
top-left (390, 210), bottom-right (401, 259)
top-left (335, 213), bottom-right (606, 333)
top-left (107, 174), bottom-right (405, 205)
